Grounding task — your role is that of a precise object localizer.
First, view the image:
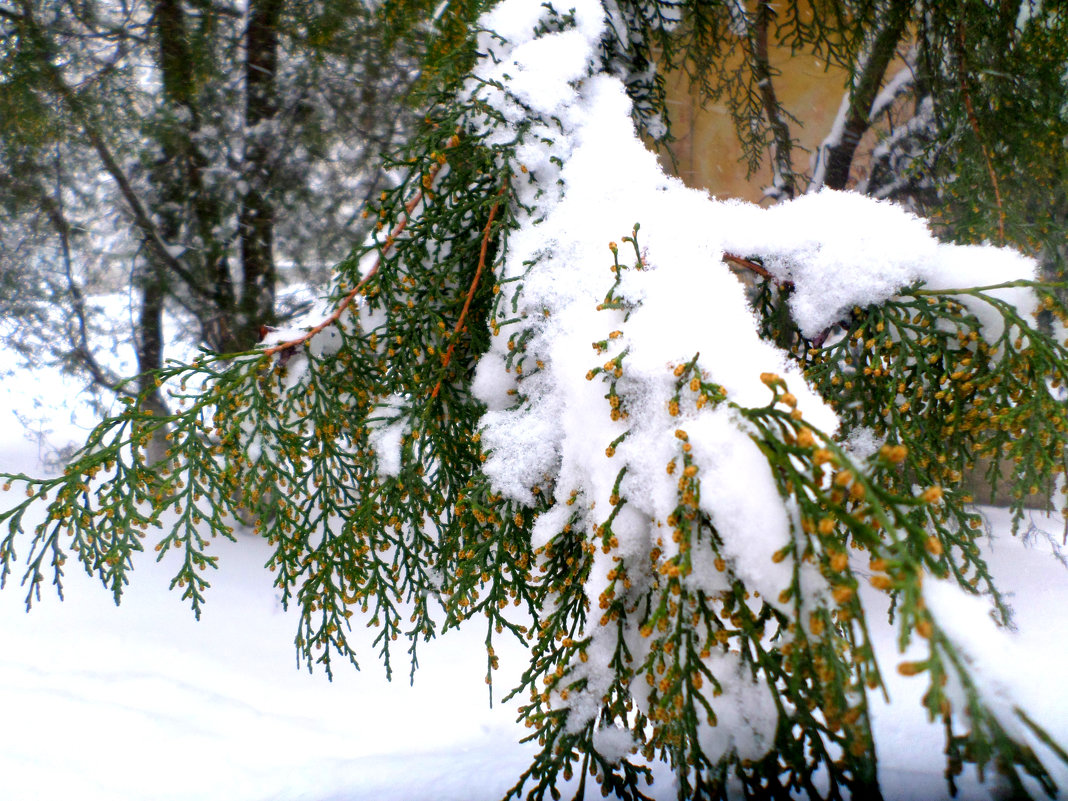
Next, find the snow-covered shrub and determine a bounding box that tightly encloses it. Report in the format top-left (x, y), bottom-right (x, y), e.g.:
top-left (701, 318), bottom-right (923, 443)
top-left (4, 1), bottom-right (1068, 798)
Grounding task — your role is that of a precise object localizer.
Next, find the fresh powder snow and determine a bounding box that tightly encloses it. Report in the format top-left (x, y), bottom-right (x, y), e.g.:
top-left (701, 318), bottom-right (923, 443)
top-left (462, 0), bottom-right (1051, 774)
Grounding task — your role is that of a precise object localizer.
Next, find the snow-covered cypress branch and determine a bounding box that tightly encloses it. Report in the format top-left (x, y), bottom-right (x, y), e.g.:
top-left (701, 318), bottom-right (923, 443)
top-left (2, 1), bottom-right (1068, 798)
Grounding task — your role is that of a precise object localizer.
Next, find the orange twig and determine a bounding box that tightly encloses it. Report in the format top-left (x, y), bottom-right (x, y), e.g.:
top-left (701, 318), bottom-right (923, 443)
top-left (430, 187), bottom-right (507, 400)
top-left (961, 90), bottom-right (1006, 244)
top-left (723, 252), bottom-right (775, 281)
top-left (262, 162), bottom-right (442, 358)
top-left (723, 252), bottom-right (796, 293)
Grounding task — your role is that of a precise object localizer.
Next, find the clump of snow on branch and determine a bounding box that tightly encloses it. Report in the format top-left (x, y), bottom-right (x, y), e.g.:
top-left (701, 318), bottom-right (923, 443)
top-left (367, 394), bottom-right (410, 478)
top-left (458, 0), bottom-right (1045, 764)
top-left (717, 191), bottom-right (1037, 340)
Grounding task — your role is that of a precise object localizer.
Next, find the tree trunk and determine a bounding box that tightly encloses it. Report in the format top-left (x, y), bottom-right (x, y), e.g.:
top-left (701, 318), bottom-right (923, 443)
top-left (236, 0), bottom-right (282, 349)
top-left (136, 264), bottom-right (171, 464)
top-left (815, 0), bottom-right (912, 192)
top-left (155, 0), bottom-right (239, 353)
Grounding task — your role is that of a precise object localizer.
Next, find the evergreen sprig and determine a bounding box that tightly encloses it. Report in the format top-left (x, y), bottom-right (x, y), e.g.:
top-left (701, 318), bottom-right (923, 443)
top-left (754, 275), bottom-right (1068, 532)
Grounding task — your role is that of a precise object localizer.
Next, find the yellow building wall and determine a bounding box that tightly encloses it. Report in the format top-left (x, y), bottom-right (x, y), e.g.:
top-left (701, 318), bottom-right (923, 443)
top-left (658, 48), bottom-right (857, 202)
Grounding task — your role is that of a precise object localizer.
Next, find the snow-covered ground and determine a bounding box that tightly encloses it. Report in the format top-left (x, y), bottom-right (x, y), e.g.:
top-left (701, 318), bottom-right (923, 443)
top-left (2, 359), bottom-right (1068, 801)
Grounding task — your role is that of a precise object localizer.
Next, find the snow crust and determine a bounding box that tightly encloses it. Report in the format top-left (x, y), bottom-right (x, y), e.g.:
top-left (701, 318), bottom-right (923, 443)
top-left (592, 722), bottom-right (638, 763)
top-left (923, 578), bottom-right (1025, 739)
top-left (694, 649), bottom-right (778, 762)
top-left (1016, 0), bottom-right (1044, 32)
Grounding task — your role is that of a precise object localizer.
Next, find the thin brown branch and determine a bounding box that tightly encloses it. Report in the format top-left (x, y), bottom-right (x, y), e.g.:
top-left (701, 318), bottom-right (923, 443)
top-left (430, 187), bottom-right (507, 400)
top-left (262, 162), bottom-right (442, 358)
top-left (723, 252), bottom-right (774, 281)
top-left (723, 252), bottom-right (795, 295)
top-left (961, 91), bottom-right (1006, 244)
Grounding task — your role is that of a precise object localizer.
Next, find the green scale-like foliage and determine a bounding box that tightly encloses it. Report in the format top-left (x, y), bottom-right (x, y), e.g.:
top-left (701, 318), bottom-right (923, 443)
top-left (0, 101), bottom-right (529, 680)
top-left (755, 272), bottom-right (1068, 532)
top-left (748, 278), bottom-right (1068, 798)
top-left (917, 2), bottom-right (1068, 262)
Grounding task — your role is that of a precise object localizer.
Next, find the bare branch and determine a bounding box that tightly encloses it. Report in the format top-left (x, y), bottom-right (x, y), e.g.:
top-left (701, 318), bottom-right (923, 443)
top-left (953, 21), bottom-right (1006, 244)
top-left (39, 174), bottom-right (132, 396)
top-left (262, 161), bottom-right (445, 359)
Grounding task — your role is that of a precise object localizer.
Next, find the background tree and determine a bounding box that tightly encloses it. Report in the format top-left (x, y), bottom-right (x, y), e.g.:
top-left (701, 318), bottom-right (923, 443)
top-left (864, 0), bottom-right (1068, 283)
top-left (0, 0), bottom-right (421, 411)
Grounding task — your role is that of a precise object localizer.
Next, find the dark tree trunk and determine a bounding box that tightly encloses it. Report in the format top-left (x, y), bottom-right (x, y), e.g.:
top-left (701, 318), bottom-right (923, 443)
top-left (136, 272), bottom-right (168, 397)
top-left (135, 262), bottom-right (171, 463)
top-left (236, 0), bottom-right (282, 349)
top-left (817, 0), bottom-right (912, 191)
top-left (155, 0), bottom-right (238, 353)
